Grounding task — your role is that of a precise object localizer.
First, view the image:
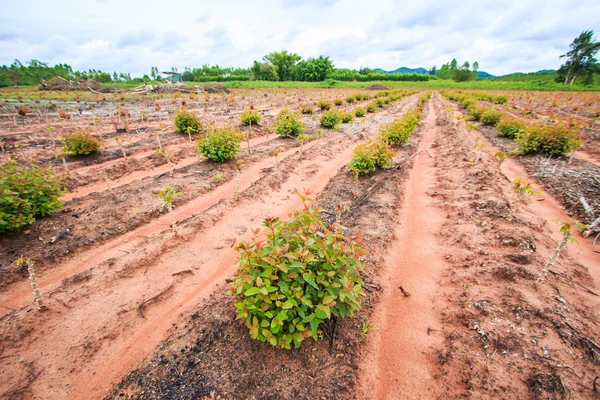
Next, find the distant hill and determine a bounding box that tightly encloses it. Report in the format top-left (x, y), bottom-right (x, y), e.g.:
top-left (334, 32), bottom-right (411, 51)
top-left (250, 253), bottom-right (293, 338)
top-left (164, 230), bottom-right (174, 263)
top-left (494, 70), bottom-right (557, 82)
top-left (375, 67), bottom-right (429, 75)
top-left (375, 66), bottom-right (495, 78)
top-left (477, 71), bottom-right (495, 79)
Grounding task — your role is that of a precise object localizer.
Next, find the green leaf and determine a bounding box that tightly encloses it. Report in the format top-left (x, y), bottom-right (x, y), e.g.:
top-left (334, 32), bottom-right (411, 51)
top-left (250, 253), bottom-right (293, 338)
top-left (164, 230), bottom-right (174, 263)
top-left (244, 287), bottom-right (261, 296)
top-left (281, 301), bottom-right (294, 310)
top-left (303, 273), bottom-right (318, 289)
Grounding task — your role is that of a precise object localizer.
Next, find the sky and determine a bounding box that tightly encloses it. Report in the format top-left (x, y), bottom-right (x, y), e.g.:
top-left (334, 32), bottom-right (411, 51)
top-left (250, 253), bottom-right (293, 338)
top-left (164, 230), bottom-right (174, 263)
top-left (1, 0), bottom-right (599, 77)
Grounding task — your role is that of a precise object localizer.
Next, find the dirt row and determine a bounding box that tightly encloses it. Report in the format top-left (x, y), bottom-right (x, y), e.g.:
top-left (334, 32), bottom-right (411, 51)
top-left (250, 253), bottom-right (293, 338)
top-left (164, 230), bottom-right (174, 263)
top-left (0, 94), bottom-right (420, 399)
top-left (423, 96), bottom-right (600, 399)
top-left (3, 92), bottom-right (599, 400)
top-left (0, 91), bottom-right (413, 289)
top-left (446, 98), bottom-right (600, 233)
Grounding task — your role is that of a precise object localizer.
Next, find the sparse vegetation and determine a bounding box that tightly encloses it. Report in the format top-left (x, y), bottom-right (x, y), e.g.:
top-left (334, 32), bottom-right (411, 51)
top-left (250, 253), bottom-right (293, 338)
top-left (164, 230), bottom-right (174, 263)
top-left (230, 193), bottom-right (365, 349)
top-left (0, 161), bottom-right (64, 232)
top-left (197, 127), bottom-right (244, 161)
top-left (62, 131), bottom-right (101, 156)
top-left (240, 109), bottom-right (261, 125)
top-left (174, 109), bottom-right (202, 134)
top-left (273, 108), bottom-right (304, 137)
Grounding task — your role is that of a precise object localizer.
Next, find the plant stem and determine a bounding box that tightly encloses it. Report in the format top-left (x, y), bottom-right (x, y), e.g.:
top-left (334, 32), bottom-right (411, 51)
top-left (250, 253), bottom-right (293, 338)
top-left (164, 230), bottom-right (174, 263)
top-left (540, 234), bottom-right (570, 280)
top-left (27, 260), bottom-right (47, 311)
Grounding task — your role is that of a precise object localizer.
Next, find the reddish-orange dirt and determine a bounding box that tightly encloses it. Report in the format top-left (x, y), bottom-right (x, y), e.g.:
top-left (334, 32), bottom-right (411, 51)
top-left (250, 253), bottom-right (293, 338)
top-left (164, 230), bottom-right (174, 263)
top-left (358, 96), bottom-right (446, 399)
top-left (2, 89), bottom-right (599, 400)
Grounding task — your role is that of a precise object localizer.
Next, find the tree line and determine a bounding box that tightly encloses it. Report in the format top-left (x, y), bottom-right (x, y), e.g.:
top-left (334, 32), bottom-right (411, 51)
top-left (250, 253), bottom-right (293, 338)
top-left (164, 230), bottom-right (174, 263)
top-left (2, 30), bottom-right (597, 87)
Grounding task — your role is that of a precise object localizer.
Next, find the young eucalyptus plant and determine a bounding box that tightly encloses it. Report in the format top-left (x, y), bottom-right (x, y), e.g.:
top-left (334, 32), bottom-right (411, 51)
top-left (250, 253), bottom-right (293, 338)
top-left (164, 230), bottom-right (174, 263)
top-left (540, 220), bottom-right (587, 280)
top-left (510, 178), bottom-right (539, 218)
top-left (16, 256), bottom-right (47, 311)
top-left (158, 185), bottom-right (182, 236)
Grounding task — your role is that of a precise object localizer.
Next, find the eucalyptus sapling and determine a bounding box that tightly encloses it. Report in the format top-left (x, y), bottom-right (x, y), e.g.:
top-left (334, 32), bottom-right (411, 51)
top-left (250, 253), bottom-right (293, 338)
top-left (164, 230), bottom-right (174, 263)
top-left (103, 170), bottom-right (115, 197)
top-left (115, 135), bottom-right (128, 160)
top-left (510, 178), bottom-right (538, 218)
top-left (234, 160), bottom-right (244, 197)
top-left (273, 148), bottom-right (282, 170)
top-left (53, 151), bottom-right (71, 176)
top-left (16, 257), bottom-right (47, 311)
top-left (47, 125), bottom-right (56, 146)
top-left (158, 186), bottom-right (182, 236)
top-left (540, 221), bottom-right (587, 280)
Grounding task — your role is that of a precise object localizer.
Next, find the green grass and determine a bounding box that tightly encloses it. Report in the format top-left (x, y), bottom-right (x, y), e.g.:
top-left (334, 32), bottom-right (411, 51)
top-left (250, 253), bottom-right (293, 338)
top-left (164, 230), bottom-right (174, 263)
top-left (215, 79), bottom-right (600, 91)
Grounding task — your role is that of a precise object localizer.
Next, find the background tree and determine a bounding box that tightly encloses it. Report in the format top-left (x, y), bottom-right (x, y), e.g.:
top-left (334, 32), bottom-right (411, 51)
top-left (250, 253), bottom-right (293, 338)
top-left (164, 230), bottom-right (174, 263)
top-left (262, 50), bottom-right (301, 81)
top-left (428, 66), bottom-right (437, 76)
top-left (557, 30), bottom-right (600, 85)
top-left (251, 61), bottom-right (279, 81)
top-left (292, 56), bottom-right (334, 81)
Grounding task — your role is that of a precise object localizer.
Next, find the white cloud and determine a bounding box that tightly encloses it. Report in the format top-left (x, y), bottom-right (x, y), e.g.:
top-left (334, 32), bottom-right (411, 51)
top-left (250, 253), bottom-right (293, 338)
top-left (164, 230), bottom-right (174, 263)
top-left (0, 0), bottom-right (599, 76)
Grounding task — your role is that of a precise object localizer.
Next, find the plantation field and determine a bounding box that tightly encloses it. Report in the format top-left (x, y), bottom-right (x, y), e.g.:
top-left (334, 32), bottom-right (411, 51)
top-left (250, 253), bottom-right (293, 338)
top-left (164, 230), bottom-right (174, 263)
top-left (1, 88), bottom-right (599, 399)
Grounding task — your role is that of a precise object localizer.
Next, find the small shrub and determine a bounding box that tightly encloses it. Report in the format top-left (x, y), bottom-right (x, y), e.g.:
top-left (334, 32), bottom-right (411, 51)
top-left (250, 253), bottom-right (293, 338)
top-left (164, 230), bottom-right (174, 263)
top-left (516, 124), bottom-right (582, 156)
top-left (354, 107), bottom-right (366, 117)
top-left (174, 110), bottom-right (202, 133)
top-left (361, 93), bottom-right (370, 101)
top-left (340, 112), bottom-right (354, 123)
top-left (317, 99), bottom-right (332, 111)
top-left (0, 161), bottom-right (65, 232)
top-left (320, 110), bottom-right (342, 129)
top-left (240, 109), bottom-right (261, 125)
top-left (334, 98), bottom-right (343, 106)
top-left (62, 131), bottom-right (101, 155)
top-left (379, 110), bottom-right (422, 146)
top-left (375, 99), bottom-right (384, 108)
top-left (494, 96), bottom-right (509, 105)
top-left (300, 105), bottom-right (314, 114)
top-left (366, 102), bottom-right (378, 113)
top-left (348, 140), bottom-right (395, 176)
top-left (497, 117), bottom-right (524, 138)
top-left (197, 127), bottom-right (243, 161)
top-left (230, 194), bottom-right (366, 349)
top-left (346, 96), bottom-right (356, 104)
top-left (274, 109), bottom-right (304, 137)
top-left (466, 104), bottom-right (484, 121)
top-left (480, 109), bottom-right (502, 126)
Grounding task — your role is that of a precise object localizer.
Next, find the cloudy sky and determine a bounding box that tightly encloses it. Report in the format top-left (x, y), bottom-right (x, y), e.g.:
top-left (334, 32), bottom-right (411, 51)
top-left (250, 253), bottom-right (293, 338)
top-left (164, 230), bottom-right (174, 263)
top-left (1, 0), bottom-right (599, 77)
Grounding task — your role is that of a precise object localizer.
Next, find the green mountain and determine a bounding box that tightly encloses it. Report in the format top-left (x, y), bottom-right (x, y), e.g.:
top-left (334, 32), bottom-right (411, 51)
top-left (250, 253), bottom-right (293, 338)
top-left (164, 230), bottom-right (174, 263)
top-left (375, 66), bottom-right (495, 78)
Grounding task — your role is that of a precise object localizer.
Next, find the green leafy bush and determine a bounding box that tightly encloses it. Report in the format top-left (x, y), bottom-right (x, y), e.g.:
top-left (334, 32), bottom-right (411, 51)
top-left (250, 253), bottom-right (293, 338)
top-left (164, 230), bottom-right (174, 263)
top-left (466, 104), bottom-right (485, 121)
top-left (240, 109), bottom-right (261, 125)
top-left (348, 140), bottom-right (395, 176)
top-left (274, 109), bottom-right (304, 137)
top-left (197, 127), bottom-right (243, 161)
top-left (516, 124), bottom-right (582, 155)
top-left (375, 99), bottom-right (384, 108)
top-left (340, 111), bottom-right (354, 123)
top-left (494, 96), bottom-right (509, 105)
top-left (317, 99), bottom-right (332, 111)
top-left (361, 93), bottom-right (370, 101)
top-left (174, 110), bottom-right (202, 133)
top-left (497, 117), bottom-right (524, 138)
top-left (62, 131), bottom-right (101, 155)
top-left (230, 194), bottom-right (366, 349)
top-left (379, 109), bottom-right (422, 146)
top-left (480, 109), bottom-right (502, 126)
top-left (1, 161), bottom-right (65, 232)
top-left (346, 96), bottom-right (356, 104)
top-left (334, 98), bottom-right (343, 106)
top-left (320, 110), bottom-right (342, 129)
top-left (354, 107), bottom-right (366, 117)
top-left (366, 102), bottom-right (378, 113)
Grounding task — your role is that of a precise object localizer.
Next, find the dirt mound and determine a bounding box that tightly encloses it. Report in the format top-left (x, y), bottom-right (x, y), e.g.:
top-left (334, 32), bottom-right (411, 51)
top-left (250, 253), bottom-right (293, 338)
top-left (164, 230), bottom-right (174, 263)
top-left (129, 82), bottom-right (230, 95)
top-left (199, 83), bottom-right (230, 93)
top-left (39, 77), bottom-right (106, 92)
top-left (365, 84), bottom-right (389, 90)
